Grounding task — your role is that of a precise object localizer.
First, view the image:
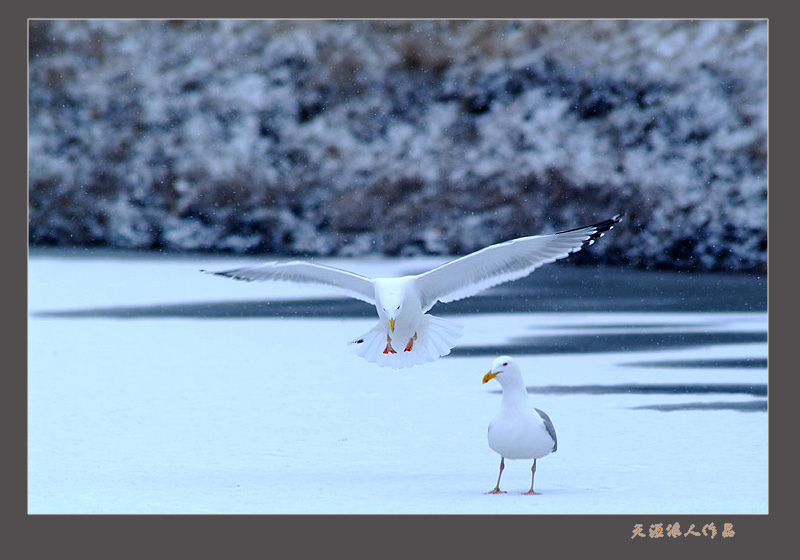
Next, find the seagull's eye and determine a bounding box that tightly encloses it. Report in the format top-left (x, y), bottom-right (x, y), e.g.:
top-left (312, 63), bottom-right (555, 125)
top-left (396, 305), bottom-right (400, 310)
top-left (502, 362), bottom-right (508, 366)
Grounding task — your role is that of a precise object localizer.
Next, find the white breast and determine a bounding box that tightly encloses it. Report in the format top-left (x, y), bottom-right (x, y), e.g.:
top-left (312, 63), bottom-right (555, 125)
top-left (488, 409), bottom-right (555, 460)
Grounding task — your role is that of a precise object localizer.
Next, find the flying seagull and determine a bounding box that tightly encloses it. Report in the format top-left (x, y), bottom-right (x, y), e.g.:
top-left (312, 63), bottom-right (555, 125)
top-left (482, 355), bottom-right (558, 495)
top-left (202, 214), bottom-right (621, 368)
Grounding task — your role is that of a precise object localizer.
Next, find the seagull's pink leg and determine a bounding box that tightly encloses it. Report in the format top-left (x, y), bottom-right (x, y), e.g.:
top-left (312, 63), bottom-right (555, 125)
top-left (485, 457), bottom-right (507, 494)
top-left (404, 332), bottom-right (418, 352)
top-left (521, 459), bottom-right (542, 495)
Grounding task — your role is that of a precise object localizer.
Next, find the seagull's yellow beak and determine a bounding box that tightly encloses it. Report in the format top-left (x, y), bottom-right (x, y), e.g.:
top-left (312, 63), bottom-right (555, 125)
top-left (482, 369), bottom-right (499, 384)
top-left (389, 318), bottom-right (395, 332)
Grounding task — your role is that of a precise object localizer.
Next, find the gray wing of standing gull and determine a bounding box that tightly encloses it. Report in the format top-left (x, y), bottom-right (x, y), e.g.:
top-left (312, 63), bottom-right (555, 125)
top-left (534, 407), bottom-right (558, 453)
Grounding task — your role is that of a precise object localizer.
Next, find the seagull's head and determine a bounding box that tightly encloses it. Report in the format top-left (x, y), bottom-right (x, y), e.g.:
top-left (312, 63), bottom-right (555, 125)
top-left (381, 298), bottom-right (403, 332)
top-left (375, 277), bottom-right (417, 333)
top-left (482, 356), bottom-right (521, 385)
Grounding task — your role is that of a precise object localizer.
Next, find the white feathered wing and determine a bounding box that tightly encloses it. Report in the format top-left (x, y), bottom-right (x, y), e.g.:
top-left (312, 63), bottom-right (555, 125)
top-left (415, 215), bottom-right (621, 311)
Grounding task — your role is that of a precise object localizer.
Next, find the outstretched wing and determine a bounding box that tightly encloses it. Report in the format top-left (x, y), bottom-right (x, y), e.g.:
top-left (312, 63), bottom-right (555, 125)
top-left (414, 215), bottom-right (621, 311)
top-left (202, 261), bottom-right (376, 304)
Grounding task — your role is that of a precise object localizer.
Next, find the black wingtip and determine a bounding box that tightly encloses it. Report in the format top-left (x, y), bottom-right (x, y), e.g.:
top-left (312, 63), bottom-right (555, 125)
top-left (200, 268), bottom-right (257, 282)
top-left (591, 213), bottom-right (623, 233)
top-left (587, 213), bottom-right (622, 247)
top-left (560, 214), bottom-right (623, 248)
top-left (200, 269), bottom-right (229, 277)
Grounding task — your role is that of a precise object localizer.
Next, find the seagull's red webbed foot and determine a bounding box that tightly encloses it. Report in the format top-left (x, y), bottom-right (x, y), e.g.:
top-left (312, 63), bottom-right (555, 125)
top-left (521, 490), bottom-right (542, 495)
top-left (383, 334), bottom-right (397, 354)
top-left (404, 332), bottom-right (418, 352)
top-left (485, 488), bottom-right (506, 494)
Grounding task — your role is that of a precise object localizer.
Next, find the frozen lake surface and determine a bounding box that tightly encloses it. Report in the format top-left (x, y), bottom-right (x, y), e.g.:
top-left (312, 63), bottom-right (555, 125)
top-left (28, 250), bottom-right (767, 514)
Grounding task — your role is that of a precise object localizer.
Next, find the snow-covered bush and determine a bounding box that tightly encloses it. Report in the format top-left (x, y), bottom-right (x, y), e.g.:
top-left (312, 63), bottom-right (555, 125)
top-left (29, 20), bottom-right (767, 271)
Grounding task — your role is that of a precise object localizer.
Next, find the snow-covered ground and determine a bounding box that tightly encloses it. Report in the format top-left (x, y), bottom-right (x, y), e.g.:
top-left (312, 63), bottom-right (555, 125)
top-left (28, 253), bottom-right (767, 514)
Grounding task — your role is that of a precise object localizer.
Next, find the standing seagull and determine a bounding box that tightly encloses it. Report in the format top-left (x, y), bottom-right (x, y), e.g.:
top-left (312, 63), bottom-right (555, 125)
top-left (482, 356), bottom-right (557, 495)
top-left (203, 214), bottom-right (621, 368)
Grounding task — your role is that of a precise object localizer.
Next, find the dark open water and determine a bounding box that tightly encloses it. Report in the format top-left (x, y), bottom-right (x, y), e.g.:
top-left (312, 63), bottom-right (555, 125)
top-left (33, 254), bottom-right (767, 412)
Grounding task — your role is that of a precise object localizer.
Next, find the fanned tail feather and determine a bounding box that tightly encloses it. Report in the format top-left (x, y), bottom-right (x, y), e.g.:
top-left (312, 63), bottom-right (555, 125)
top-left (423, 315), bottom-right (464, 358)
top-left (350, 324), bottom-right (385, 361)
top-left (349, 315), bottom-right (463, 369)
